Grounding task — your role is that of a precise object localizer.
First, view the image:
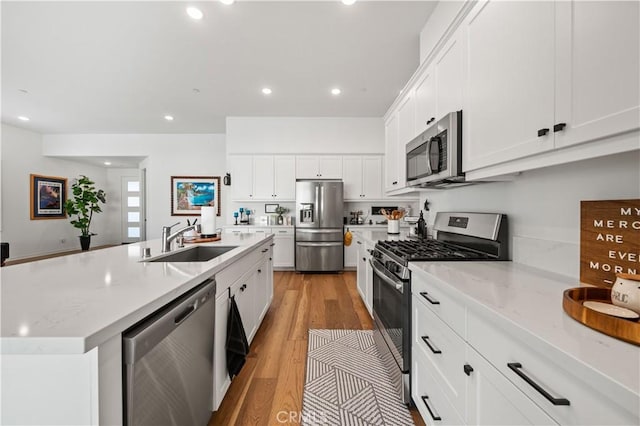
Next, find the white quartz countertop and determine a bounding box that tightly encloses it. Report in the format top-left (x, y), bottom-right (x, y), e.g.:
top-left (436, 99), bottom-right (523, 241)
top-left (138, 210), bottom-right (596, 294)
top-left (408, 261), bottom-right (640, 396)
top-left (0, 233), bottom-right (272, 355)
top-left (352, 229), bottom-right (413, 245)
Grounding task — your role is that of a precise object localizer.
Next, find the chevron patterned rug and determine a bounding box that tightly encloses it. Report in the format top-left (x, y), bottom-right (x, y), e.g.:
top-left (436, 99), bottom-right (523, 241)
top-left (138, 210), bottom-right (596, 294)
top-left (301, 329), bottom-right (414, 426)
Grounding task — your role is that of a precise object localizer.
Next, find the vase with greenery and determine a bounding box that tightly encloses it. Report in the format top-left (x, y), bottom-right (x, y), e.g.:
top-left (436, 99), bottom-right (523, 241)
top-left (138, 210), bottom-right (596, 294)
top-left (275, 206), bottom-right (288, 225)
top-left (64, 175), bottom-right (106, 251)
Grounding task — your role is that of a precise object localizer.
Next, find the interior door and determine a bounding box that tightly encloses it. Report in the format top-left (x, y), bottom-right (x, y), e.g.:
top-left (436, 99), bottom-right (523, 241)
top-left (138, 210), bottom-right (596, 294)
top-left (121, 175), bottom-right (143, 243)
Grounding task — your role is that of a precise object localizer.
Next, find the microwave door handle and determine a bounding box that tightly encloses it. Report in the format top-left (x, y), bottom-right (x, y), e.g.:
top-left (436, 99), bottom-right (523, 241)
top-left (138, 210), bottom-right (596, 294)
top-left (424, 137), bottom-right (433, 176)
top-left (429, 136), bottom-right (440, 174)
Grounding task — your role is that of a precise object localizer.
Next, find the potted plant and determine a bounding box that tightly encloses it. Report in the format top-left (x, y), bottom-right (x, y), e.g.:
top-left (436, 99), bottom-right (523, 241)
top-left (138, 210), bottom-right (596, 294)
top-left (275, 206), bottom-right (288, 225)
top-left (64, 175), bottom-right (106, 251)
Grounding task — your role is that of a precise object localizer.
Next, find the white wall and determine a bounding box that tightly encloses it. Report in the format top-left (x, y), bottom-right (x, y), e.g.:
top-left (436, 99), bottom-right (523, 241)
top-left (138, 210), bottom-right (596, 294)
top-left (1, 124), bottom-right (110, 259)
top-left (43, 133), bottom-right (227, 240)
top-left (418, 151), bottom-right (640, 279)
top-left (226, 117), bottom-right (384, 154)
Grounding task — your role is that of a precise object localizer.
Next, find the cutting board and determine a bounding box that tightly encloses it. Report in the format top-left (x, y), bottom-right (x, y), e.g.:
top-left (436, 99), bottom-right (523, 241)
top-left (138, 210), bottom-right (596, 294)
top-left (184, 236), bottom-right (221, 243)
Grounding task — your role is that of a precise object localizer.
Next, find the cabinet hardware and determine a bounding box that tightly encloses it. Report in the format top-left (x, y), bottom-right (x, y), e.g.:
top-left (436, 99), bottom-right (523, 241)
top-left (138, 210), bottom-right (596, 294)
top-left (261, 248), bottom-right (268, 253)
top-left (463, 364), bottom-right (474, 376)
top-left (537, 128), bottom-right (550, 137)
top-left (362, 257), bottom-right (366, 261)
top-left (258, 269), bottom-right (262, 273)
top-left (421, 336), bottom-right (442, 354)
top-left (419, 291), bottom-right (440, 305)
top-left (240, 284), bottom-right (247, 292)
top-left (420, 395), bottom-right (442, 421)
top-left (507, 363), bottom-right (570, 406)
top-left (553, 123), bottom-right (567, 132)
top-left (427, 117), bottom-right (436, 125)
top-left (270, 243), bottom-right (276, 246)
top-left (357, 241), bottom-right (362, 245)
top-left (392, 181), bottom-right (398, 185)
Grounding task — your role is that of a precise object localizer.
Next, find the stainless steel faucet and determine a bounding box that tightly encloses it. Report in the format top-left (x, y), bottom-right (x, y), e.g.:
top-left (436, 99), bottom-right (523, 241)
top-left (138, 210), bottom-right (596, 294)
top-left (161, 222), bottom-right (201, 252)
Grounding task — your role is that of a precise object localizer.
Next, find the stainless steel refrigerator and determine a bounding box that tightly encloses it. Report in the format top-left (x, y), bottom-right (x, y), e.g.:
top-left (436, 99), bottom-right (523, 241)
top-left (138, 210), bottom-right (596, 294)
top-left (295, 180), bottom-right (344, 272)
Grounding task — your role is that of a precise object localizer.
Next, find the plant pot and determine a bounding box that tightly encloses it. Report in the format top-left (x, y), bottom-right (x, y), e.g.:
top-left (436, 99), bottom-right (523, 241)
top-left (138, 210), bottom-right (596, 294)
top-left (79, 235), bottom-right (91, 251)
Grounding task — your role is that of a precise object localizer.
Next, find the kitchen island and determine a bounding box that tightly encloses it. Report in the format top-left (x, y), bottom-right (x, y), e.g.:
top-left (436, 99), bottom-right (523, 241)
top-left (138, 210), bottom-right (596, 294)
top-left (1, 233), bottom-right (274, 425)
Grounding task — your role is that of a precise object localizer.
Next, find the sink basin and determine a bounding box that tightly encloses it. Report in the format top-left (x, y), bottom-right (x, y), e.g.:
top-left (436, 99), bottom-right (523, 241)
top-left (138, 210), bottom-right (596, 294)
top-left (146, 246), bottom-right (238, 262)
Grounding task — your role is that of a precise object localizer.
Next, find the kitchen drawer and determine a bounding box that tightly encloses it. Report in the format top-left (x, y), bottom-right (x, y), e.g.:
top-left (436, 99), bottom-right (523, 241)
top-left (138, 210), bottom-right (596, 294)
top-left (248, 227), bottom-right (271, 234)
top-left (272, 227), bottom-right (294, 236)
top-left (224, 227), bottom-right (250, 234)
top-left (215, 242), bottom-right (269, 297)
top-left (413, 294), bottom-right (466, 415)
top-left (412, 347), bottom-right (465, 426)
top-left (412, 271), bottom-right (466, 338)
top-left (467, 308), bottom-right (639, 425)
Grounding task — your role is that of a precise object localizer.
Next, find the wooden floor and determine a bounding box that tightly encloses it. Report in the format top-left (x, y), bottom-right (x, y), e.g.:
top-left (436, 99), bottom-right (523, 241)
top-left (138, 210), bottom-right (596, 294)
top-left (209, 271), bottom-right (425, 426)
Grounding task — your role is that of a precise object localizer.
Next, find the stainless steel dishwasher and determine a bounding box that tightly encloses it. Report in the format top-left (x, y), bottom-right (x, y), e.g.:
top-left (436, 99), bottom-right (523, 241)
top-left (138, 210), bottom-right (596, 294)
top-left (123, 278), bottom-right (216, 426)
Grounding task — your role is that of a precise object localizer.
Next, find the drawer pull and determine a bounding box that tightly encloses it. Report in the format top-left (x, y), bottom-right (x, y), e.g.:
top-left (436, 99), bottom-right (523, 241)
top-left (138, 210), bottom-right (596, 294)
top-left (507, 363), bottom-right (570, 406)
top-left (537, 128), bottom-right (550, 137)
top-left (420, 395), bottom-right (442, 421)
top-left (420, 291), bottom-right (440, 305)
top-left (463, 364), bottom-right (474, 376)
top-left (421, 336), bottom-right (442, 354)
top-left (261, 248), bottom-right (269, 253)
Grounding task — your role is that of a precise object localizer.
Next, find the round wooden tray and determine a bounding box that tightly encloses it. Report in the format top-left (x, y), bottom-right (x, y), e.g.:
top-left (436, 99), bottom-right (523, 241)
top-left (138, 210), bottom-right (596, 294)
top-left (563, 287), bottom-right (640, 346)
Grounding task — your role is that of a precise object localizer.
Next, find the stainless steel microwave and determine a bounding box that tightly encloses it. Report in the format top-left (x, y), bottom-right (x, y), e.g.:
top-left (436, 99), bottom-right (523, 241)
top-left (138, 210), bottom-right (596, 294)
top-left (406, 110), bottom-right (465, 188)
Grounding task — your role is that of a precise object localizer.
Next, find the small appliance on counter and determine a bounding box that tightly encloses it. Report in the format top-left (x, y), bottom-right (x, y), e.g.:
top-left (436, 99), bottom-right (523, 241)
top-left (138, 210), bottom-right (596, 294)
top-left (349, 210), bottom-right (364, 225)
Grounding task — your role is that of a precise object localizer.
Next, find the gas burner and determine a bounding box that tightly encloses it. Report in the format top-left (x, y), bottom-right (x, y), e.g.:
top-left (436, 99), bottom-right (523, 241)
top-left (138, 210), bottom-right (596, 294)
top-left (377, 239), bottom-right (490, 262)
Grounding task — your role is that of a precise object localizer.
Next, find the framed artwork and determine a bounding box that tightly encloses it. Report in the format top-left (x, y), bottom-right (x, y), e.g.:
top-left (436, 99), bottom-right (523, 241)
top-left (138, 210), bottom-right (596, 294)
top-left (265, 203), bottom-right (279, 213)
top-left (171, 176), bottom-right (221, 216)
top-left (30, 174), bottom-right (67, 220)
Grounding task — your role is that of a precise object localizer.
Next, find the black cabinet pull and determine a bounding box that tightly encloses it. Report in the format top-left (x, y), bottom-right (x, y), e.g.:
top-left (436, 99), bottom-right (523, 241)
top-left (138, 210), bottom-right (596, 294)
top-left (537, 128), bottom-right (550, 137)
top-left (261, 248), bottom-right (268, 253)
top-left (240, 284), bottom-right (247, 292)
top-left (420, 395), bottom-right (442, 421)
top-left (258, 269), bottom-right (262, 273)
top-left (427, 117), bottom-right (436, 125)
top-left (362, 258), bottom-right (366, 261)
top-left (553, 123), bottom-right (566, 132)
top-left (507, 363), bottom-right (570, 406)
top-left (464, 364), bottom-right (474, 376)
top-left (420, 291), bottom-right (440, 305)
top-left (392, 181), bottom-right (398, 185)
top-left (421, 336), bottom-right (442, 354)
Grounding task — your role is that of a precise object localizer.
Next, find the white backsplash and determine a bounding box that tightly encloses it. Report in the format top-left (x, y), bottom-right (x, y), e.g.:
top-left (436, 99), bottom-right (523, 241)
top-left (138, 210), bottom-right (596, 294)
top-left (418, 150), bottom-right (640, 280)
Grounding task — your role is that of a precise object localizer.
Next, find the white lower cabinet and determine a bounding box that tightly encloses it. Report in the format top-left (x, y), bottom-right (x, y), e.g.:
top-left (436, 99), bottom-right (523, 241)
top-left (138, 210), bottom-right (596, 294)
top-left (410, 269), bottom-right (638, 426)
top-left (466, 346), bottom-right (558, 426)
top-left (272, 228), bottom-right (294, 268)
top-left (213, 240), bottom-right (273, 410)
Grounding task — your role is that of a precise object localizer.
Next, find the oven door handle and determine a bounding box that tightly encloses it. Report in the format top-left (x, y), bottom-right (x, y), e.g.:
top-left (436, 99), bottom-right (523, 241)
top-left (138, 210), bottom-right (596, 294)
top-left (370, 259), bottom-right (404, 292)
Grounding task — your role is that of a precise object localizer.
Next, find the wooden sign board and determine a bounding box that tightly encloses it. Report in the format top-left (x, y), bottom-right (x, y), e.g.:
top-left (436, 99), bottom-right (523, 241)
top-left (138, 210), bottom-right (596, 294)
top-left (580, 199), bottom-right (640, 287)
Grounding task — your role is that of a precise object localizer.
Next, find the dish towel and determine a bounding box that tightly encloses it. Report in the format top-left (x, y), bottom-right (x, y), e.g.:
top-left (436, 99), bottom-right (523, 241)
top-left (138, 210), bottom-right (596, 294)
top-left (225, 295), bottom-right (249, 379)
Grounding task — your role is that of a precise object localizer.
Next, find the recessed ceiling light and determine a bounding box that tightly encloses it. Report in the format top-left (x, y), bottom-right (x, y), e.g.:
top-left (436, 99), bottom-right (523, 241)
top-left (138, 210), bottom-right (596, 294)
top-left (331, 88), bottom-right (342, 96)
top-left (164, 115), bottom-right (174, 121)
top-left (17, 116), bottom-right (30, 121)
top-left (342, 0), bottom-right (357, 5)
top-left (262, 88), bottom-right (272, 95)
top-left (104, 161), bottom-right (112, 166)
top-left (220, 0), bottom-right (235, 5)
top-left (186, 7), bottom-right (204, 20)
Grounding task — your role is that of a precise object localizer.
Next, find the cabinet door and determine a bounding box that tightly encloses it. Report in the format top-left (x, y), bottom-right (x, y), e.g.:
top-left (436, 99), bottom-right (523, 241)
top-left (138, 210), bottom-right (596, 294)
top-left (272, 232), bottom-right (294, 268)
top-left (296, 156), bottom-right (319, 179)
top-left (436, 28), bottom-right (464, 118)
top-left (255, 257), bottom-right (271, 324)
top-left (361, 156), bottom-right (382, 199)
top-left (229, 156), bottom-right (254, 200)
top-left (233, 272), bottom-right (257, 343)
top-left (384, 114), bottom-right (400, 191)
top-left (342, 156), bottom-right (363, 199)
top-left (253, 156), bottom-right (275, 200)
top-left (463, 0), bottom-right (555, 172)
top-left (273, 155), bottom-right (296, 200)
top-left (344, 237), bottom-right (358, 268)
top-left (466, 346), bottom-right (558, 426)
top-left (356, 240), bottom-right (367, 305)
top-left (414, 65), bottom-right (437, 135)
top-left (318, 156), bottom-right (343, 179)
top-left (214, 293), bottom-right (232, 410)
top-left (397, 92), bottom-right (417, 145)
top-left (554, 0), bottom-right (640, 149)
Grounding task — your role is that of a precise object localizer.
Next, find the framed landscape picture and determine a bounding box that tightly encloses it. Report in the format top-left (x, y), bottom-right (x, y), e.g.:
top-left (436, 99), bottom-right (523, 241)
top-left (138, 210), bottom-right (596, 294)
top-left (171, 176), bottom-right (221, 216)
top-left (30, 174), bottom-right (67, 220)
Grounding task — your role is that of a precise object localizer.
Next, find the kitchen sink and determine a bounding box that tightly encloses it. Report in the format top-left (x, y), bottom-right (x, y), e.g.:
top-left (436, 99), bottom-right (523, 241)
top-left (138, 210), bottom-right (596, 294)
top-left (145, 246), bottom-right (238, 262)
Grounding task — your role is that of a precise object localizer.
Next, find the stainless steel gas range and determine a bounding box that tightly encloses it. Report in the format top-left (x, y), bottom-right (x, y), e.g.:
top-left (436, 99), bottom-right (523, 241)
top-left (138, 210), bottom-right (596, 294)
top-left (370, 212), bottom-right (509, 405)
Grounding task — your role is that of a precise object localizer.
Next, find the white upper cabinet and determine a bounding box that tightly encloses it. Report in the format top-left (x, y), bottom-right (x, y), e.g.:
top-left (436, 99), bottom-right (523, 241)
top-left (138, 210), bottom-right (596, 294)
top-left (397, 93), bottom-right (417, 147)
top-left (462, 0), bottom-right (556, 172)
top-left (462, 0), bottom-right (640, 175)
top-left (229, 155), bottom-right (254, 200)
top-left (384, 113), bottom-right (400, 191)
top-left (229, 155), bottom-right (295, 201)
top-left (414, 65), bottom-right (436, 135)
top-left (435, 29), bottom-right (464, 118)
top-left (554, 0), bottom-right (640, 149)
top-left (296, 155), bottom-right (343, 179)
top-left (343, 156), bottom-right (383, 200)
top-left (273, 156), bottom-right (296, 200)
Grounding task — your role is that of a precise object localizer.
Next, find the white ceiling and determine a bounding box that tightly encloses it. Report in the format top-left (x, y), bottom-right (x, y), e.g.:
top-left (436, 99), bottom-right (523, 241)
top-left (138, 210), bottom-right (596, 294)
top-left (2, 1), bottom-right (436, 135)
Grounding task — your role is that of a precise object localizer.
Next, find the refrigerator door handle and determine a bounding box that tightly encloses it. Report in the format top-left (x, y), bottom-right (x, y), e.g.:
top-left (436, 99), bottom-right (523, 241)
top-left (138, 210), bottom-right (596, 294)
top-left (296, 242), bottom-right (343, 247)
top-left (314, 184), bottom-right (320, 228)
top-left (297, 228), bottom-right (343, 234)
